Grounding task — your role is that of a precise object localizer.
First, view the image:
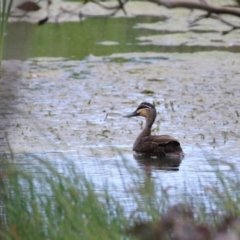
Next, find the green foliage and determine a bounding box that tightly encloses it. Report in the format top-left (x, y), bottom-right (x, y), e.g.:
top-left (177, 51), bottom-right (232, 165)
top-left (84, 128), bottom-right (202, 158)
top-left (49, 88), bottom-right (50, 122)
top-left (1, 155), bottom-right (240, 240)
top-left (0, 158), bottom-right (127, 240)
top-left (0, 0), bottom-right (13, 69)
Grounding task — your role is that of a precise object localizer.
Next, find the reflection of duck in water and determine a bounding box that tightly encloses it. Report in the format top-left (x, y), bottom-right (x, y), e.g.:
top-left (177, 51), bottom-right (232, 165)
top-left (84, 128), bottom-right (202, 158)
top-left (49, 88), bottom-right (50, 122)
top-left (125, 102), bottom-right (184, 158)
top-left (133, 153), bottom-right (181, 171)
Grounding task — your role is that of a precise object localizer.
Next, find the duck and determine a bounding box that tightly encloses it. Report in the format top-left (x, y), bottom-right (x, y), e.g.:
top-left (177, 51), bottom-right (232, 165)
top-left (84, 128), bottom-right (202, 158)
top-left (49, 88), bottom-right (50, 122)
top-left (124, 102), bottom-right (184, 158)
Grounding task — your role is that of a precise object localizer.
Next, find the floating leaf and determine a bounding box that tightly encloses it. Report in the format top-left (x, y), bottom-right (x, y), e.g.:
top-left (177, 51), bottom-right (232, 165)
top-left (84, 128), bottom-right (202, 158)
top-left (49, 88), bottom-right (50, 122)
top-left (235, 110), bottom-right (239, 117)
top-left (102, 130), bottom-right (110, 134)
top-left (141, 89), bottom-right (155, 94)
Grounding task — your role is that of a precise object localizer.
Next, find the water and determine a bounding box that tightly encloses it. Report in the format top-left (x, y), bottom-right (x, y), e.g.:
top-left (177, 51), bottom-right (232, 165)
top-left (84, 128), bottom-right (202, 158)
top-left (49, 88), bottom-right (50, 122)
top-left (2, 15), bottom-right (240, 213)
top-left (4, 16), bottom-right (240, 60)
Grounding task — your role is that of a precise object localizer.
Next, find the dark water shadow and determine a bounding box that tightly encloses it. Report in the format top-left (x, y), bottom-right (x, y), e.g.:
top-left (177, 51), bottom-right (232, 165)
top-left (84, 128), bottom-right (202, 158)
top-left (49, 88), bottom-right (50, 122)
top-left (133, 153), bottom-right (182, 172)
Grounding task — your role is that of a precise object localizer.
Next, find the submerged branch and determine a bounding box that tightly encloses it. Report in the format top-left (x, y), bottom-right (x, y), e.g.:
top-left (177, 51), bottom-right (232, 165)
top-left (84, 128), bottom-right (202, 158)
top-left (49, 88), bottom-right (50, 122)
top-left (78, 0), bottom-right (240, 34)
top-left (8, 0), bottom-right (240, 33)
top-left (189, 12), bottom-right (240, 34)
top-left (56, 0), bottom-right (128, 22)
top-left (152, 0), bottom-right (240, 17)
top-left (149, 0), bottom-right (240, 33)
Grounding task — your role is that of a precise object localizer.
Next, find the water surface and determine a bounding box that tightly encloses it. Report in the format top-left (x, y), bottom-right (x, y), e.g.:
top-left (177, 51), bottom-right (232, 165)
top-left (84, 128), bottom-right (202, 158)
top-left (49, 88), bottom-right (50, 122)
top-left (2, 14), bottom-right (240, 213)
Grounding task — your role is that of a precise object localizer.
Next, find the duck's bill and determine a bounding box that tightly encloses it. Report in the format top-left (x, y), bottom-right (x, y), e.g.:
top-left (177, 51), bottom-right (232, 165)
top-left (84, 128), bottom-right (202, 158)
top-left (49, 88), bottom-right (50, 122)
top-left (124, 111), bottom-right (139, 118)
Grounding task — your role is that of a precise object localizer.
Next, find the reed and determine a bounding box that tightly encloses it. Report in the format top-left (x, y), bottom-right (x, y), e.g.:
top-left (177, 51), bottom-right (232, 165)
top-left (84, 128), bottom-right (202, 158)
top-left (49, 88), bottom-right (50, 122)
top-left (0, 153), bottom-right (240, 240)
top-left (0, 156), bottom-right (128, 240)
top-left (0, 0), bottom-right (13, 70)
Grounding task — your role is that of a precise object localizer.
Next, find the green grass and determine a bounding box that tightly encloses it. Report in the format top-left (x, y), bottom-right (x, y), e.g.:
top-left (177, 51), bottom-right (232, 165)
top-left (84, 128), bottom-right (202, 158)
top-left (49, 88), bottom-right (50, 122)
top-left (0, 156), bottom-right (128, 240)
top-left (0, 154), bottom-right (240, 240)
top-left (0, 0), bottom-right (13, 69)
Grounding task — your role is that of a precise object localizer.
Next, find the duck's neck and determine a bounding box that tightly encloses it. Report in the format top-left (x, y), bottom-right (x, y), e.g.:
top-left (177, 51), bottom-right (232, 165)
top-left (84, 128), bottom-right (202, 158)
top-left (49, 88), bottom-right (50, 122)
top-left (134, 113), bottom-right (156, 146)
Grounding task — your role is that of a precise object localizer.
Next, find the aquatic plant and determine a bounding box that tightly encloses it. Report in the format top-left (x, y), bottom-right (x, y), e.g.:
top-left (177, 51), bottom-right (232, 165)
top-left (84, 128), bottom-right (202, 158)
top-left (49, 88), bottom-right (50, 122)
top-left (0, 0), bottom-right (13, 71)
top-left (0, 156), bottom-right (127, 240)
top-left (127, 160), bottom-right (240, 240)
top-left (0, 154), bottom-right (240, 240)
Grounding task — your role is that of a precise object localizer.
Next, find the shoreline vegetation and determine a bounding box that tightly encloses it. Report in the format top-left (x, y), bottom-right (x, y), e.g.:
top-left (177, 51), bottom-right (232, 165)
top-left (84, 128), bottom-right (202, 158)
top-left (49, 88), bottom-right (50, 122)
top-left (1, 1), bottom-right (240, 239)
top-left (0, 153), bottom-right (240, 240)
top-left (0, 0), bottom-right (13, 70)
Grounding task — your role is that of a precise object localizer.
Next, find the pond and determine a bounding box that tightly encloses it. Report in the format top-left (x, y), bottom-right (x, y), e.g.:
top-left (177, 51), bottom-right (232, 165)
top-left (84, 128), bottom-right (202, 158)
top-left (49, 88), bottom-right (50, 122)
top-left (2, 12), bottom-right (240, 214)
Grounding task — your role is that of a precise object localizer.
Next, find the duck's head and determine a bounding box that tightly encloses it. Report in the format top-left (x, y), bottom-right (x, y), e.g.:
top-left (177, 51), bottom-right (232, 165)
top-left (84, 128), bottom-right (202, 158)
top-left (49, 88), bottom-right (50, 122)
top-left (124, 102), bottom-right (156, 118)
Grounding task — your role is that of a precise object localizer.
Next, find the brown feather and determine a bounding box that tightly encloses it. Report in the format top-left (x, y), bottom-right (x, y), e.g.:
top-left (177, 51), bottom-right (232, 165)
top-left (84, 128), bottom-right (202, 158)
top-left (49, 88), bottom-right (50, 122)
top-left (126, 102), bottom-right (184, 158)
top-left (134, 135), bottom-right (183, 156)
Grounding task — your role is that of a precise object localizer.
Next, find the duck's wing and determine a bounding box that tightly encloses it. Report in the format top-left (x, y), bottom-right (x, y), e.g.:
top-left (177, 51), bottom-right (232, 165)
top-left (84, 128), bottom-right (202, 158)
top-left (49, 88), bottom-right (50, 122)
top-left (133, 135), bottom-right (182, 155)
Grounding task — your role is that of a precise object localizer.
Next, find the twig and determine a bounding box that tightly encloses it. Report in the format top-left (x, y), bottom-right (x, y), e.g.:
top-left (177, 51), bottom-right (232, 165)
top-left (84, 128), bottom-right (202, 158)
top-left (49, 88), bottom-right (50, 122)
top-left (210, 14), bottom-right (240, 34)
top-left (189, 11), bottom-right (240, 34)
top-left (189, 12), bottom-right (211, 26)
top-left (151, 0), bottom-right (240, 34)
top-left (152, 0), bottom-right (240, 18)
top-left (57, 0), bottom-right (128, 23)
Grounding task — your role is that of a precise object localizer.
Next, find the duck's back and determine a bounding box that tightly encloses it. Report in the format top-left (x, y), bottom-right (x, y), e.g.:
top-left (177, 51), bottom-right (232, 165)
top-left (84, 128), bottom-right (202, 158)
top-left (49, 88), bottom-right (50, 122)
top-left (133, 135), bottom-right (184, 157)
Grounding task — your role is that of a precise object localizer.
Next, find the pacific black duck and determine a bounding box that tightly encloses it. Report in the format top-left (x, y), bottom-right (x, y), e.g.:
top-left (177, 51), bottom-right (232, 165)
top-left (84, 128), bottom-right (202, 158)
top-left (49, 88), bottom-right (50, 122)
top-left (125, 102), bottom-right (184, 158)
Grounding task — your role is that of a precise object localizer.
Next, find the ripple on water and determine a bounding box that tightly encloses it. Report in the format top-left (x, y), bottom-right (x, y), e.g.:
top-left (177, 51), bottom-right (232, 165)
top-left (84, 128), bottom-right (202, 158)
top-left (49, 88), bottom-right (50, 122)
top-left (1, 51), bottom-right (240, 213)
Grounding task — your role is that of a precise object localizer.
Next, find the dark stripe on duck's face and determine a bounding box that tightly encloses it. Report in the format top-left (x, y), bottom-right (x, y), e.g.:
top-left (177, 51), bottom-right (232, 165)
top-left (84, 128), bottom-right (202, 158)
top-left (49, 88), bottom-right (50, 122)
top-left (137, 102), bottom-right (155, 110)
top-left (124, 102), bottom-right (155, 118)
